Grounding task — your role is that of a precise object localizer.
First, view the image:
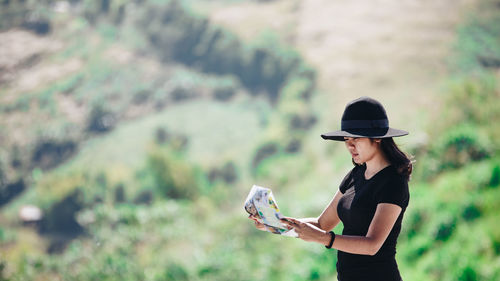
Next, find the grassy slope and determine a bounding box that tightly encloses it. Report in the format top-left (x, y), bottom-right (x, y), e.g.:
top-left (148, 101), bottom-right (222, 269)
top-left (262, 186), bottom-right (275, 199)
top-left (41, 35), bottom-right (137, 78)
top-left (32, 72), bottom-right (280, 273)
top-left (398, 159), bottom-right (500, 280)
top-left (65, 98), bottom-right (267, 173)
top-left (194, 0), bottom-right (476, 134)
top-left (2, 0), bottom-right (500, 280)
top-left (192, 1), bottom-right (500, 280)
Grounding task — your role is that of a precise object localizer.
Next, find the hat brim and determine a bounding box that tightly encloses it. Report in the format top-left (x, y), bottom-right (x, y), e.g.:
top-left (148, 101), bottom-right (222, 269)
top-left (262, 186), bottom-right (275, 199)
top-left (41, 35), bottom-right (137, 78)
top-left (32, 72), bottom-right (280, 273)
top-left (321, 127), bottom-right (409, 141)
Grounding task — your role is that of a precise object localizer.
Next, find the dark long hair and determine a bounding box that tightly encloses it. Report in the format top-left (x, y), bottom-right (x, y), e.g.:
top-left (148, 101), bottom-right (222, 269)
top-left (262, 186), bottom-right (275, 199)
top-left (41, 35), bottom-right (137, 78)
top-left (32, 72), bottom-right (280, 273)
top-left (380, 138), bottom-right (413, 181)
top-left (351, 138), bottom-right (414, 181)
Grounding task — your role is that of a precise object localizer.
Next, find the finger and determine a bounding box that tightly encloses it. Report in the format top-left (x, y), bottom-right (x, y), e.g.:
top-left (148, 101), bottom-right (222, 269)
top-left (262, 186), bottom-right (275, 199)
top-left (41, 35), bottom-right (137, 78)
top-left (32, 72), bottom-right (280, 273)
top-left (281, 217), bottom-right (297, 224)
top-left (286, 217), bottom-right (300, 224)
top-left (279, 218), bottom-right (293, 228)
top-left (249, 215), bottom-right (260, 221)
top-left (282, 223), bottom-right (294, 230)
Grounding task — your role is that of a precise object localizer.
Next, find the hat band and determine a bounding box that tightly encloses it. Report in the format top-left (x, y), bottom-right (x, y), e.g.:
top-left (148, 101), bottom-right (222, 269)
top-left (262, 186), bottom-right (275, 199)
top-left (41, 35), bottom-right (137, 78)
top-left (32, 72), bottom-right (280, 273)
top-left (341, 119), bottom-right (389, 130)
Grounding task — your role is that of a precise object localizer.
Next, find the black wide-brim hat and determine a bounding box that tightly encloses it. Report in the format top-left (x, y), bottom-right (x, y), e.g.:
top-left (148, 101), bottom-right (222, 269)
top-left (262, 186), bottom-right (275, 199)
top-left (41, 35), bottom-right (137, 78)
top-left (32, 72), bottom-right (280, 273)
top-left (321, 96), bottom-right (409, 141)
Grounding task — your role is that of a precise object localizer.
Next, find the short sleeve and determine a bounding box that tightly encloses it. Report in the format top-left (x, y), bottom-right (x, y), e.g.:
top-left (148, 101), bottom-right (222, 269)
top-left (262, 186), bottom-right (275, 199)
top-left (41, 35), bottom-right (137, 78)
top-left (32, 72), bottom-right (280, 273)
top-left (374, 176), bottom-right (409, 209)
top-left (339, 167), bottom-right (357, 194)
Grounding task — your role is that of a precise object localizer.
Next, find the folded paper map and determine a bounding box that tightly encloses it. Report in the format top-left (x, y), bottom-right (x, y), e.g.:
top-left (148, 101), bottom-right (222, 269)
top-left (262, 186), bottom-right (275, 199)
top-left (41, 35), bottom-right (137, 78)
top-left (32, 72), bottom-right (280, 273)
top-left (244, 185), bottom-right (297, 237)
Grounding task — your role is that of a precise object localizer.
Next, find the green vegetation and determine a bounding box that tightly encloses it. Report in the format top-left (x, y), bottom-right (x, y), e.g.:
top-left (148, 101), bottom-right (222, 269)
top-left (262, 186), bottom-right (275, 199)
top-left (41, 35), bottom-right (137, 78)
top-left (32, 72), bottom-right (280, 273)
top-left (0, 0), bottom-right (52, 33)
top-left (451, 8), bottom-right (500, 73)
top-left (398, 2), bottom-right (500, 279)
top-left (137, 0), bottom-right (315, 102)
top-left (1, 0), bottom-right (500, 280)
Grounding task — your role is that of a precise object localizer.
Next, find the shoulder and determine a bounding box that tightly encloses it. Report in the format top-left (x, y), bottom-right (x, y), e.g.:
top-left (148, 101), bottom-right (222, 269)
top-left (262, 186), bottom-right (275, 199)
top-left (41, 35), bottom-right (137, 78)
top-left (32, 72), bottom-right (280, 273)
top-left (382, 166), bottom-right (409, 192)
top-left (339, 165), bottom-right (362, 193)
top-left (374, 166), bottom-right (409, 207)
top-left (387, 166), bottom-right (409, 190)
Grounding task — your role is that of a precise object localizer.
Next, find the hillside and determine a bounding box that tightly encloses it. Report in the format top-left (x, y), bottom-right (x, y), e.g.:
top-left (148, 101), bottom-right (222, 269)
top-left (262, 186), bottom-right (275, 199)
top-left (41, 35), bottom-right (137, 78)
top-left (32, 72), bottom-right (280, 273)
top-left (1, 0), bottom-right (500, 280)
top-left (196, 0), bottom-right (475, 131)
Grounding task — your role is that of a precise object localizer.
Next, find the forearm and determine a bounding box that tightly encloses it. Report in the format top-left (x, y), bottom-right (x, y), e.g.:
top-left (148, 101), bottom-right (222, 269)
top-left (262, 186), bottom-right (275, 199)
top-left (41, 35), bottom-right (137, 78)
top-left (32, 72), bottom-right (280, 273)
top-left (307, 227), bottom-right (332, 246)
top-left (331, 235), bottom-right (379, 256)
top-left (308, 230), bottom-right (379, 256)
top-left (291, 201), bottom-right (399, 256)
top-left (283, 217), bottom-right (380, 255)
top-left (298, 217), bottom-right (321, 229)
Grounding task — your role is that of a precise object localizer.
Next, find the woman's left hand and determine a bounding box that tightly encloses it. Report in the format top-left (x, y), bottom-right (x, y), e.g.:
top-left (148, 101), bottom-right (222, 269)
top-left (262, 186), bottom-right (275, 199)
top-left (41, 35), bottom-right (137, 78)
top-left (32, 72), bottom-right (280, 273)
top-left (281, 217), bottom-right (325, 242)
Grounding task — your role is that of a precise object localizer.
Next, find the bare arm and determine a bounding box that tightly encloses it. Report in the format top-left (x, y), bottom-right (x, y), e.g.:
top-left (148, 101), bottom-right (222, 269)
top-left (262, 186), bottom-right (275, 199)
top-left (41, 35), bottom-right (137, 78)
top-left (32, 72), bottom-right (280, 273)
top-left (317, 190), bottom-right (343, 231)
top-left (299, 190), bottom-right (343, 230)
top-left (283, 203), bottom-right (402, 256)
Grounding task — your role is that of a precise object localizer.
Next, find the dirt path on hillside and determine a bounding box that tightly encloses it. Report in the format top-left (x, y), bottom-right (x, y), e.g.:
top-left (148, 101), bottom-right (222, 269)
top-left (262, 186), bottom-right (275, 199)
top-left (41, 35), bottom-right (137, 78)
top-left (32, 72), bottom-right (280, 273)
top-left (296, 0), bottom-right (476, 132)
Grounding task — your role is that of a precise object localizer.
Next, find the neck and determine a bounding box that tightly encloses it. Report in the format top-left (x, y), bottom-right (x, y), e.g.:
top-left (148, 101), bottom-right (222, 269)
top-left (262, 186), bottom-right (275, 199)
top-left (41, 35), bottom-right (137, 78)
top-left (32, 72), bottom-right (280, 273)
top-left (364, 153), bottom-right (390, 177)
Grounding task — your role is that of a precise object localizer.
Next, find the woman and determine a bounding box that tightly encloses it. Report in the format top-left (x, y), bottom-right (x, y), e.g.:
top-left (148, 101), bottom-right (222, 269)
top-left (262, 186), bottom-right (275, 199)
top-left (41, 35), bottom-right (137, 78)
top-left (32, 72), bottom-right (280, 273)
top-left (250, 96), bottom-right (413, 281)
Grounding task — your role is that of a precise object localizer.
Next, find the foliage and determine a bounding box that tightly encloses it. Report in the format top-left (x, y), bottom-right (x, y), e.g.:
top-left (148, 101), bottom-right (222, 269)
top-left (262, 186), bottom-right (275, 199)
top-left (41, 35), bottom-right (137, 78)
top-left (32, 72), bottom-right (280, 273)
top-left (451, 4), bottom-right (500, 73)
top-left (254, 153), bottom-right (312, 188)
top-left (251, 141), bottom-right (280, 171)
top-left (399, 159), bottom-right (500, 280)
top-left (436, 73), bottom-right (500, 137)
top-left (136, 0), bottom-right (316, 103)
top-left (208, 161), bottom-right (238, 184)
top-left (143, 145), bottom-right (206, 200)
top-left (213, 81), bottom-right (238, 101)
top-left (423, 124), bottom-right (493, 175)
top-left (31, 138), bottom-right (78, 170)
top-left (86, 102), bottom-right (117, 133)
top-left (401, 3), bottom-right (500, 279)
top-left (0, 179), bottom-right (25, 207)
top-left (3, 0), bottom-right (500, 281)
top-left (82, 0), bottom-right (130, 26)
top-left (39, 188), bottom-right (85, 236)
top-left (418, 67), bottom-right (499, 180)
top-left (0, 0), bottom-right (52, 33)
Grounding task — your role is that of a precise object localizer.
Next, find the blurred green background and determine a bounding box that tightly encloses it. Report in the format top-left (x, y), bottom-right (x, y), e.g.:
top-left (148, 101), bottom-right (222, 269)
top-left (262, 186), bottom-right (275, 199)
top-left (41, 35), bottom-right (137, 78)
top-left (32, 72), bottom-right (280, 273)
top-left (1, 0), bottom-right (500, 280)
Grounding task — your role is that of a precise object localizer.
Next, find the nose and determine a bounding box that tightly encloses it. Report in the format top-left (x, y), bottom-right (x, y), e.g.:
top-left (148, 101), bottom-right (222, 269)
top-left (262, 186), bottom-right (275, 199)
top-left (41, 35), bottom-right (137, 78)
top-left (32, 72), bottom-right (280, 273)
top-left (344, 138), bottom-right (355, 147)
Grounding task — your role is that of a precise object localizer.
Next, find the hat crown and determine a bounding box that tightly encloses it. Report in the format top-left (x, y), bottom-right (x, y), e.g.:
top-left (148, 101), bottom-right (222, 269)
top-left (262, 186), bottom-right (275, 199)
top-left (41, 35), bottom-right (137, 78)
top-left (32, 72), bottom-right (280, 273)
top-left (321, 96), bottom-right (408, 141)
top-left (341, 96), bottom-right (388, 125)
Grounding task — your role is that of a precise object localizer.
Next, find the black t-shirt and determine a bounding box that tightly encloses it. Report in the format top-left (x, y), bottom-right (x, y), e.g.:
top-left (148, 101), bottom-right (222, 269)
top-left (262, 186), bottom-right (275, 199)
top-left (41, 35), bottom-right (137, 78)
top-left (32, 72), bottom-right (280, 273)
top-left (336, 164), bottom-right (409, 281)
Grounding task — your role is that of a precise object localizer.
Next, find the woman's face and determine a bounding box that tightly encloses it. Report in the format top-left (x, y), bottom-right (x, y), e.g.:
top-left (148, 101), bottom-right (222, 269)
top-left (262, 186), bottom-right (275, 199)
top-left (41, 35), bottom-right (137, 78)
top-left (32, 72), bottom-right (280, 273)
top-left (344, 137), bottom-right (380, 164)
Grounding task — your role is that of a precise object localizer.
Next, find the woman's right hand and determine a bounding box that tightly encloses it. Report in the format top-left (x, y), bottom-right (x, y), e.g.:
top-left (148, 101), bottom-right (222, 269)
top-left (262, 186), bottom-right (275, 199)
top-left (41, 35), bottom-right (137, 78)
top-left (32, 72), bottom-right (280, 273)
top-left (248, 215), bottom-right (267, 231)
